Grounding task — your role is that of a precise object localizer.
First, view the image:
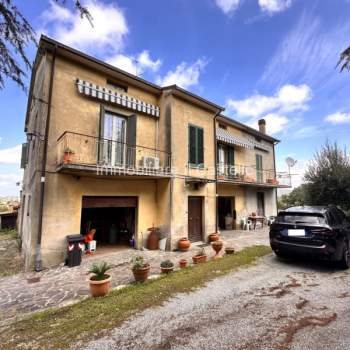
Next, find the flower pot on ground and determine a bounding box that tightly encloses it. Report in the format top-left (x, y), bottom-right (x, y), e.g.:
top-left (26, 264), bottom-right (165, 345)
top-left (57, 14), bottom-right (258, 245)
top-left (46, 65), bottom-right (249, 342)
top-left (192, 248), bottom-right (207, 264)
top-left (88, 261), bottom-right (112, 297)
top-left (225, 247), bottom-right (235, 255)
top-left (208, 232), bottom-right (220, 242)
top-left (63, 148), bottom-right (74, 164)
top-left (160, 259), bottom-right (174, 274)
top-left (211, 240), bottom-right (223, 257)
top-left (131, 256), bottom-right (150, 282)
top-left (179, 259), bottom-right (188, 268)
top-left (178, 237), bottom-right (191, 251)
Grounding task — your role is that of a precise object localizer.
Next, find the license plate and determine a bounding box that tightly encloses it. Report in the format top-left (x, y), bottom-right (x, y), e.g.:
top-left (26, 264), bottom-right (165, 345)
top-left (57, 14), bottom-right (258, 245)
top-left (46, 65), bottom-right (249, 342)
top-left (288, 229), bottom-right (305, 237)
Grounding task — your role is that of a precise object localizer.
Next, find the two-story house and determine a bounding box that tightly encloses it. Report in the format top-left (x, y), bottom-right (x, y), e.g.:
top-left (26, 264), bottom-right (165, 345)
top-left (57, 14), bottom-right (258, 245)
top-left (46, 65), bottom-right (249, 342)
top-left (19, 36), bottom-right (290, 270)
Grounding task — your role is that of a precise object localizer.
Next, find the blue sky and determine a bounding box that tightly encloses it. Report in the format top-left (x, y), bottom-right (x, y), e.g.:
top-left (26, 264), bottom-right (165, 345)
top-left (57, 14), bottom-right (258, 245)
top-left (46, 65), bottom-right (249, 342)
top-left (1, 0), bottom-right (350, 196)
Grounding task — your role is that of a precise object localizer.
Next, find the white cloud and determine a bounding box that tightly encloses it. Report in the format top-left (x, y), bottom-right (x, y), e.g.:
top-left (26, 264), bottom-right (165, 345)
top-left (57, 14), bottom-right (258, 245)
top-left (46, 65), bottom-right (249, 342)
top-left (41, 0), bottom-right (128, 54)
top-left (0, 173), bottom-right (22, 197)
top-left (156, 59), bottom-right (207, 89)
top-left (107, 50), bottom-right (161, 75)
top-left (227, 84), bottom-right (312, 118)
top-left (248, 113), bottom-right (288, 135)
top-left (0, 145), bottom-right (22, 164)
top-left (324, 112), bottom-right (350, 124)
top-left (258, 0), bottom-right (293, 14)
top-left (259, 10), bottom-right (350, 90)
top-left (215, 0), bottom-right (241, 14)
top-left (292, 126), bottom-right (320, 139)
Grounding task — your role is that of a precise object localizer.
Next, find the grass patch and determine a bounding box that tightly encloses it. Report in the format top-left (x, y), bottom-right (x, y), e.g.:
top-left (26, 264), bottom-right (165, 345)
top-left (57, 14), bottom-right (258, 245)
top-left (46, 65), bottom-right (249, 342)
top-left (0, 245), bottom-right (271, 350)
top-left (0, 229), bottom-right (23, 277)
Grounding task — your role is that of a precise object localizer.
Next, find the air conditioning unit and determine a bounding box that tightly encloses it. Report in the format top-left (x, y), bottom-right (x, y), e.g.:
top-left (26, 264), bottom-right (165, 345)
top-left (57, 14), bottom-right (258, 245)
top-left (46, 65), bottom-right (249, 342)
top-left (141, 156), bottom-right (160, 169)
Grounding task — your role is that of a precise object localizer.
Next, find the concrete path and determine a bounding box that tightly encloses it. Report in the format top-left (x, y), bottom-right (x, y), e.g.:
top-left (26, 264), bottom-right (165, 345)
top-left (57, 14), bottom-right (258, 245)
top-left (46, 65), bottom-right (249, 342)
top-left (81, 254), bottom-right (350, 350)
top-left (0, 228), bottom-right (268, 325)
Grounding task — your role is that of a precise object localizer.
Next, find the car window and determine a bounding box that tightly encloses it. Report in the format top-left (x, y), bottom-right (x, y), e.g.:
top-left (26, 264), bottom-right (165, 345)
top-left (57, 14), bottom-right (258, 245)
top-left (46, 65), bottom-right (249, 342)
top-left (276, 213), bottom-right (326, 225)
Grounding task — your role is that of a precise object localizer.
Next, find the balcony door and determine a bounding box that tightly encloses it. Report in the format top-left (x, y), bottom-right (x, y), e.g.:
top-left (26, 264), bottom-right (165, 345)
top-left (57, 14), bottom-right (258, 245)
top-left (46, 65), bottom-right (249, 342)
top-left (100, 111), bottom-right (126, 166)
top-left (256, 154), bottom-right (263, 183)
top-left (217, 144), bottom-right (235, 177)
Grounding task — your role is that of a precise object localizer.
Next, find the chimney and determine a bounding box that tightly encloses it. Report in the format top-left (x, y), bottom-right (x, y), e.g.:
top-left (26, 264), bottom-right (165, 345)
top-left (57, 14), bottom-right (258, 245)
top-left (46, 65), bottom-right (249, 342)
top-left (258, 119), bottom-right (266, 134)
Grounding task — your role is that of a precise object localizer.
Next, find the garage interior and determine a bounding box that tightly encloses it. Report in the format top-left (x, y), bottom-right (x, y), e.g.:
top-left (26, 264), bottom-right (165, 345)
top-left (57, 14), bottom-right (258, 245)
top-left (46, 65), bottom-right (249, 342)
top-left (218, 196), bottom-right (236, 230)
top-left (80, 196), bottom-right (137, 252)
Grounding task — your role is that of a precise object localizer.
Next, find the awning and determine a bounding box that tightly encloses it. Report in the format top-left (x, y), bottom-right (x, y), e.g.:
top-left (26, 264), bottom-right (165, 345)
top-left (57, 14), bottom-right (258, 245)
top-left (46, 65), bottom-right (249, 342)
top-left (216, 128), bottom-right (254, 149)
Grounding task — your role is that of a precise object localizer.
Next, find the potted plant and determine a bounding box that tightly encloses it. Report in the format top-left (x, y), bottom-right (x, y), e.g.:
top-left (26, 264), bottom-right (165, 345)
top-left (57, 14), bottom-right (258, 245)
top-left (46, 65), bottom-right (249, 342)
top-left (178, 237), bottom-right (191, 251)
top-left (63, 147), bottom-right (74, 164)
top-left (160, 259), bottom-right (174, 274)
top-left (192, 248), bottom-right (207, 264)
top-left (208, 232), bottom-right (220, 242)
top-left (211, 240), bottom-right (223, 257)
top-left (131, 256), bottom-right (150, 282)
top-left (225, 246), bottom-right (235, 255)
top-left (88, 261), bottom-right (112, 297)
top-left (179, 258), bottom-right (188, 268)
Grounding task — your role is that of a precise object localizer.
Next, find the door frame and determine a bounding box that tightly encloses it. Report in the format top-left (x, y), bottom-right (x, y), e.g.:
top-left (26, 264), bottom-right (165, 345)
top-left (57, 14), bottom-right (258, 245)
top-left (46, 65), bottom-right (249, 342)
top-left (187, 196), bottom-right (204, 242)
top-left (256, 192), bottom-right (265, 216)
top-left (217, 196), bottom-right (235, 230)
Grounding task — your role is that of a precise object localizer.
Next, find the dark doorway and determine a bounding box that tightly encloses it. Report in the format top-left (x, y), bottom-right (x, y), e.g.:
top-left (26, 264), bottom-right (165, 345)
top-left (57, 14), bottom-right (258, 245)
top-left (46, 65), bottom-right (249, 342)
top-left (81, 196), bottom-right (137, 247)
top-left (188, 196), bottom-right (203, 242)
top-left (257, 192), bottom-right (265, 216)
top-left (218, 197), bottom-right (235, 230)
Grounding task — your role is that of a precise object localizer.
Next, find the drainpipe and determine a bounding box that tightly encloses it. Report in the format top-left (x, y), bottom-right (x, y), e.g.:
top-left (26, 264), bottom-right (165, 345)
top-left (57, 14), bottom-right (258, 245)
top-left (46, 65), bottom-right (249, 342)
top-left (272, 141), bottom-right (278, 216)
top-left (213, 111), bottom-right (221, 233)
top-left (35, 45), bottom-right (57, 271)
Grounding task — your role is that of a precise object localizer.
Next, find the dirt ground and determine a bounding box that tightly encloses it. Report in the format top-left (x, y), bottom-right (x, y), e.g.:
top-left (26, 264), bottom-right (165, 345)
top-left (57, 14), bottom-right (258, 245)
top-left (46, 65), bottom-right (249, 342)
top-left (80, 254), bottom-right (350, 350)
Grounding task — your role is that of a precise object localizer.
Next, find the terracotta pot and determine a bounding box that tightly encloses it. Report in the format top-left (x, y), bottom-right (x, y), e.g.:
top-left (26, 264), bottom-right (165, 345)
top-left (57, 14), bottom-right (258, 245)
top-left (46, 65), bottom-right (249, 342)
top-left (179, 259), bottom-right (188, 268)
top-left (147, 227), bottom-right (159, 250)
top-left (208, 233), bottom-right (220, 242)
top-left (225, 247), bottom-right (235, 255)
top-left (178, 237), bottom-right (191, 251)
top-left (63, 152), bottom-right (73, 164)
top-left (89, 275), bottom-right (111, 297)
top-left (192, 255), bottom-right (207, 264)
top-left (161, 266), bottom-right (174, 274)
top-left (132, 264), bottom-right (150, 282)
top-left (211, 241), bottom-right (223, 254)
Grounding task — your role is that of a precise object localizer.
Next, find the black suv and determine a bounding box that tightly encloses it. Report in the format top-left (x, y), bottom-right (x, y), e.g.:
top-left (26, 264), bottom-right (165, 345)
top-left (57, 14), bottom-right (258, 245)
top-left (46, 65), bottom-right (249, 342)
top-left (270, 206), bottom-right (350, 268)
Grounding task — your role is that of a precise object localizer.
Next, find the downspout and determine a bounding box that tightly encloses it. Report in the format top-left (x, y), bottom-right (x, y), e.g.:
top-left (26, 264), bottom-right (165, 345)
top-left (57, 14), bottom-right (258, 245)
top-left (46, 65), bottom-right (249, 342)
top-left (213, 111), bottom-right (221, 233)
top-left (35, 45), bottom-right (57, 271)
top-left (272, 141), bottom-right (278, 216)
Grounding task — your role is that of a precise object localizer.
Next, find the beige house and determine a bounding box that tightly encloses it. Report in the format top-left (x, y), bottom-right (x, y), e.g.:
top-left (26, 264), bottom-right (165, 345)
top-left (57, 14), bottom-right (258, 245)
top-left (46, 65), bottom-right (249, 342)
top-left (19, 36), bottom-right (290, 270)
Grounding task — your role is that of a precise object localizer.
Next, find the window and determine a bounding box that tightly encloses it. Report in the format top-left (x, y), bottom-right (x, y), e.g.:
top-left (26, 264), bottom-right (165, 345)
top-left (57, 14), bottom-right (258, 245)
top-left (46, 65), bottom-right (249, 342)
top-left (276, 213), bottom-right (326, 225)
top-left (188, 125), bottom-right (204, 167)
top-left (106, 79), bottom-right (128, 93)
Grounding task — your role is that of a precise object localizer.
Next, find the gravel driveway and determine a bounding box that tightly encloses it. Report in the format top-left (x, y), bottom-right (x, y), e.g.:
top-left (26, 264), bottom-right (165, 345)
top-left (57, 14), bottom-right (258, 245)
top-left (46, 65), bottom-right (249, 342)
top-left (80, 254), bottom-right (350, 350)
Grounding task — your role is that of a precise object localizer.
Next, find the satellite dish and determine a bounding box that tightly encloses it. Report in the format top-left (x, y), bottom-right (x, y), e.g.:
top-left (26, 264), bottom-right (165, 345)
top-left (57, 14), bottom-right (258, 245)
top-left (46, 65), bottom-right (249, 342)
top-left (285, 157), bottom-right (297, 168)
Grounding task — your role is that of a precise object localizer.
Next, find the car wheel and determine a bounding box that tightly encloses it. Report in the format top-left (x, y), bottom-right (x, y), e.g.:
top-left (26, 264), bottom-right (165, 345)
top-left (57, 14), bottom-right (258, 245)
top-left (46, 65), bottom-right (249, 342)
top-left (339, 241), bottom-right (350, 269)
top-left (274, 250), bottom-right (287, 259)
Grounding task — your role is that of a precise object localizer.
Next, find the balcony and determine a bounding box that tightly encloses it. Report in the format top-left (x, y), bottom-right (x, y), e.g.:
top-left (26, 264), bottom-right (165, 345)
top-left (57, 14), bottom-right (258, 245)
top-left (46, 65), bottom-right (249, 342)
top-left (217, 164), bottom-right (291, 188)
top-left (56, 132), bottom-right (171, 178)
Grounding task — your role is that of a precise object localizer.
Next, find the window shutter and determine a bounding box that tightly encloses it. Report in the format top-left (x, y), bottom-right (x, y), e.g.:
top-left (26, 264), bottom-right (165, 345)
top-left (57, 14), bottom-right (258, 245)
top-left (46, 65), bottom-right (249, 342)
top-left (20, 143), bottom-right (28, 169)
top-left (197, 127), bottom-right (204, 165)
top-left (227, 146), bottom-right (235, 165)
top-left (126, 114), bottom-right (137, 167)
top-left (189, 125), bottom-right (197, 164)
top-left (98, 106), bottom-right (106, 164)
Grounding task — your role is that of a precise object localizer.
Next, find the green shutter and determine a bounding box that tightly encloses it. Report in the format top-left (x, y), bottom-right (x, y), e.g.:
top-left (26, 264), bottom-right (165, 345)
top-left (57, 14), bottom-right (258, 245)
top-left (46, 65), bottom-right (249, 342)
top-left (126, 114), bottom-right (137, 167)
top-left (20, 143), bottom-right (28, 169)
top-left (256, 154), bottom-right (263, 182)
top-left (227, 146), bottom-right (235, 165)
top-left (197, 127), bottom-right (204, 165)
top-left (189, 125), bottom-right (197, 165)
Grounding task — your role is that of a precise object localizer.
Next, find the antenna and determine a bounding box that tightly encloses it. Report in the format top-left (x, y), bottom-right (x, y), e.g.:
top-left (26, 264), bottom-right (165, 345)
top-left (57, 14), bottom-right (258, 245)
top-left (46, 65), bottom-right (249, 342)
top-left (285, 157), bottom-right (297, 186)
